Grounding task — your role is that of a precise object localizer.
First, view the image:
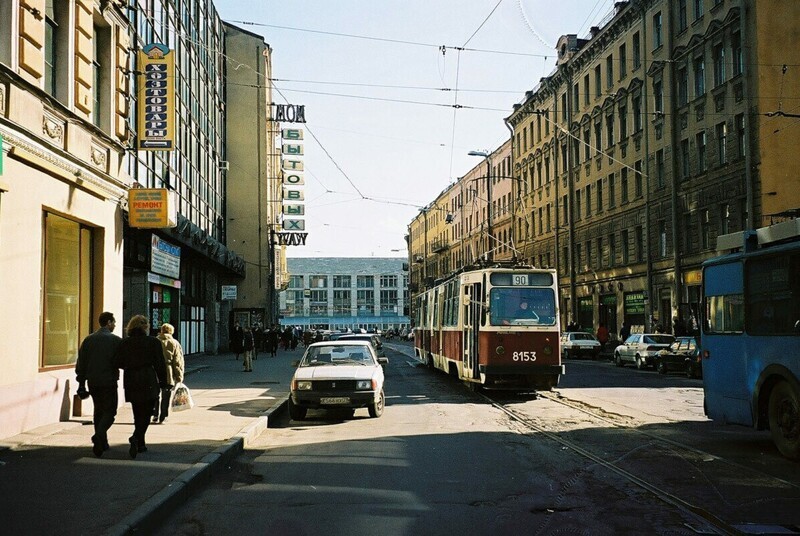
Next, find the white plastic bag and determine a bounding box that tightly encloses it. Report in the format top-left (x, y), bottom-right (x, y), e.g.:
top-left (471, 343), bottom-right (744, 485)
top-left (171, 382), bottom-right (195, 412)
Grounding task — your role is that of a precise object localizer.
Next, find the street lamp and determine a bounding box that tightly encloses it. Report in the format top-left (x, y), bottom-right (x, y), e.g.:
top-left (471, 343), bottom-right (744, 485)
top-left (468, 150), bottom-right (492, 261)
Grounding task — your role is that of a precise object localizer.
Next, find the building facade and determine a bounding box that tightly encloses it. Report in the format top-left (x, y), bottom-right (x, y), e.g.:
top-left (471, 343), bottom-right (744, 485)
top-left (223, 22), bottom-right (286, 332)
top-left (0, 0), bottom-right (132, 438)
top-left (408, 0), bottom-right (800, 338)
top-left (280, 258), bottom-right (410, 332)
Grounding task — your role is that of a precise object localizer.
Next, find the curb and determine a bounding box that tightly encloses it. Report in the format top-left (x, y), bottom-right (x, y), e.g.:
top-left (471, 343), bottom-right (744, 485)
top-left (107, 398), bottom-right (288, 536)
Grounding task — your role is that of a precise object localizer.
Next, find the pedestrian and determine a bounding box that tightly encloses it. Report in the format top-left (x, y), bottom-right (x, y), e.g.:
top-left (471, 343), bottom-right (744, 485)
top-left (153, 323), bottom-right (184, 424)
top-left (596, 322), bottom-right (609, 347)
top-left (619, 320), bottom-right (631, 341)
top-left (230, 322), bottom-right (244, 360)
top-left (281, 326), bottom-right (292, 350)
top-left (252, 324), bottom-right (262, 360)
top-left (116, 315), bottom-right (168, 458)
top-left (266, 326), bottom-right (279, 357)
top-left (242, 326), bottom-right (254, 372)
top-left (75, 312), bottom-right (122, 458)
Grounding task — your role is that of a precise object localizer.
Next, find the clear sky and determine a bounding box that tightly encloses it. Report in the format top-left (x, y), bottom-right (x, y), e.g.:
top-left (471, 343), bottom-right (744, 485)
top-left (212, 0), bottom-right (619, 258)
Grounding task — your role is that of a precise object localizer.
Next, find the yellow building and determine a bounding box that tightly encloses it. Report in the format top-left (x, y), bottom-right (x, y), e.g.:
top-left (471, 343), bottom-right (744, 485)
top-left (0, 0), bottom-right (132, 438)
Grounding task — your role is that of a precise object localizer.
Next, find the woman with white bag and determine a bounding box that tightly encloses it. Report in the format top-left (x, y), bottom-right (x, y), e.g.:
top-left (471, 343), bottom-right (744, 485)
top-left (153, 323), bottom-right (185, 424)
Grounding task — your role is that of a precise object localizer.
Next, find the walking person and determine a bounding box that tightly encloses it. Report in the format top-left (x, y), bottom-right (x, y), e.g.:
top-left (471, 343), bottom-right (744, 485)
top-left (75, 312), bottom-right (122, 458)
top-left (619, 320), bottom-right (631, 341)
top-left (266, 326), bottom-right (279, 357)
top-left (116, 315), bottom-right (168, 458)
top-left (242, 326), bottom-right (254, 372)
top-left (252, 324), bottom-right (261, 361)
top-left (153, 323), bottom-right (184, 424)
top-left (230, 322), bottom-right (244, 360)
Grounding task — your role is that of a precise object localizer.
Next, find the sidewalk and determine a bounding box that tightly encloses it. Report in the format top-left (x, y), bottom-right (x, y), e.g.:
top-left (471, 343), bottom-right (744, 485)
top-left (0, 345), bottom-right (303, 536)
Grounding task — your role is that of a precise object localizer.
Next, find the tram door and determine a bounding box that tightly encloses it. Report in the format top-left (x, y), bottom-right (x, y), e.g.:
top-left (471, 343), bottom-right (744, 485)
top-left (462, 283), bottom-right (481, 379)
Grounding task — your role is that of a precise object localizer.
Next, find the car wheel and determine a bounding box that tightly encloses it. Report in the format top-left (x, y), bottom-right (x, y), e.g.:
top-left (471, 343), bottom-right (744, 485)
top-left (686, 362), bottom-right (694, 379)
top-left (288, 397), bottom-right (306, 421)
top-left (768, 381), bottom-right (800, 460)
top-left (369, 389), bottom-right (385, 418)
top-left (615, 353), bottom-right (624, 367)
top-left (635, 355), bottom-right (645, 370)
top-left (657, 360), bottom-right (667, 375)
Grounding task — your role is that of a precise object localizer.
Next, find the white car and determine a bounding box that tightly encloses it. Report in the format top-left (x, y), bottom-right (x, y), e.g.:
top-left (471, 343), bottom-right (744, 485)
top-left (289, 341), bottom-right (388, 420)
top-left (614, 333), bottom-right (675, 370)
top-left (560, 332), bottom-right (602, 360)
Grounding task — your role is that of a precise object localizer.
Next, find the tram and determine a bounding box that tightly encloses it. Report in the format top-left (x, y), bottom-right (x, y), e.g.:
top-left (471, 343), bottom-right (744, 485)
top-left (412, 266), bottom-right (563, 391)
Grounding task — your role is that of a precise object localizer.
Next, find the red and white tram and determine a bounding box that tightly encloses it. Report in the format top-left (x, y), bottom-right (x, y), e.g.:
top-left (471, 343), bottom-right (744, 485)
top-left (412, 266), bottom-right (563, 391)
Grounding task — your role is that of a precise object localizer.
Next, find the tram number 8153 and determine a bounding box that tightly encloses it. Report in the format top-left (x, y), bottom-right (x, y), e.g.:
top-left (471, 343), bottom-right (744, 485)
top-left (512, 352), bottom-right (537, 361)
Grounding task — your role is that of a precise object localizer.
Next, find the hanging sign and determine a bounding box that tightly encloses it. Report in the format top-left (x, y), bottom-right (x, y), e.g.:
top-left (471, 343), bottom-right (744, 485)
top-left (279, 127), bottom-right (307, 246)
top-left (129, 188), bottom-right (177, 228)
top-left (273, 104), bottom-right (306, 123)
top-left (137, 44), bottom-right (175, 150)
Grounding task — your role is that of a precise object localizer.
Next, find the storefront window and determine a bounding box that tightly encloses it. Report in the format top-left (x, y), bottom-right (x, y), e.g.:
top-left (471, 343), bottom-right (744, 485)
top-left (43, 213), bottom-right (92, 367)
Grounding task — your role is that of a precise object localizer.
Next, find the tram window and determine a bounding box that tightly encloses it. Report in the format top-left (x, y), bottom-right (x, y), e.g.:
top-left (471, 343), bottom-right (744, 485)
top-left (489, 287), bottom-right (556, 326)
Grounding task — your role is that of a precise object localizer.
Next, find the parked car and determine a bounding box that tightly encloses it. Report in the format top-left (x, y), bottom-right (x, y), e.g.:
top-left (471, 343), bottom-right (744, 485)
top-left (560, 332), bottom-right (602, 360)
top-left (338, 333), bottom-right (385, 357)
top-left (289, 341), bottom-right (388, 421)
top-left (653, 336), bottom-right (702, 378)
top-left (614, 333), bottom-right (675, 370)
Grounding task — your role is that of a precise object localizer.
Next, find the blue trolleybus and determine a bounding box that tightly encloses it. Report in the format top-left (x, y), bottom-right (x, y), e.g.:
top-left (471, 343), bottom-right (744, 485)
top-left (702, 218), bottom-right (800, 459)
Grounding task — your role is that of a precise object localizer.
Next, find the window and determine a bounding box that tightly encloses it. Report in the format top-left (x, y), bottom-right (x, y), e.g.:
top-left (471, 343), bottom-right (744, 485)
top-left (716, 122), bottom-right (727, 164)
top-left (44, 6), bottom-right (57, 96)
top-left (546, 204), bottom-right (551, 232)
top-left (289, 275), bottom-right (304, 288)
top-left (694, 56), bottom-right (705, 96)
top-left (594, 121), bottom-right (603, 155)
top-left (633, 32), bottom-right (641, 69)
top-left (634, 160), bottom-right (643, 197)
top-left (585, 240), bottom-right (593, 271)
top-left (701, 209), bottom-right (711, 249)
top-left (713, 42), bottom-right (726, 87)
top-left (606, 55), bottom-right (614, 88)
top-left (681, 139), bottom-right (690, 179)
top-left (356, 290), bottom-right (375, 315)
top-left (619, 106), bottom-right (627, 140)
top-left (635, 225), bottom-right (644, 262)
top-left (608, 173), bottom-right (616, 208)
top-left (656, 149), bottom-right (665, 188)
top-left (609, 233), bottom-right (616, 267)
top-left (619, 44), bottom-right (627, 79)
top-left (659, 221), bottom-right (667, 257)
top-left (43, 1), bottom-right (68, 101)
top-left (678, 0), bottom-right (688, 32)
top-left (653, 12), bottom-right (663, 49)
top-left (694, 0), bottom-right (704, 20)
top-left (380, 290), bottom-right (399, 315)
top-left (720, 203), bottom-right (730, 235)
top-left (93, 23), bottom-right (112, 129)
top-left (43, 213), bottom-right (93, 367)
top-left (596, 179), bottom-right (603, 213)
top-left (653, 80), bottom-right (663, 113)
top-left (562, 195), bottom-right (568, 225)
top-left (595, 65), bottom-right (602, 98)
top-left (333, 275), bottom-right (351, 288)
top-left (576, 243), bottom-right (583, 272)
top-left (621, 168), bottom-right (629, 203)
top-left (706, 294), bottom-right (744, 333)
top-left (678, 67), bottom-right (688, 106)
top-left (380, 275), bottom-right (398, 287)
top-left (561, 92), bottom-right (567, 122)
top-left (621, 229), bottom-right (630, 264)
top-left (633, 95), bottom-right (642, 132)
top-left (736, 114), bottom-right (745, 158)
top-left (584, 128), bottom-right (591, 160)
top-left (585, 184), bottom-right (592, 217)
top-left (357, 275), bottom-right (374, 288)
top-left (310, 275), bottom-right (327, 288)
top-left (576, 192), bottom-right (582, 220)
top-left (333, 290), bottom-right (351, 316)
top-left (606, 115), bottom-right (614, 147)
top-left (573, 83), bottom-right (580, 113)
top-left (584, 74), bottom-right (590, 106)
top-left (595, 237), bottom-right (603, 269)
top-left (697, 131), bottom-right (707, 172)
top-left (745, 252), bottom-right (800, 335)
top-left (732, 33), bottom-right (743, 76)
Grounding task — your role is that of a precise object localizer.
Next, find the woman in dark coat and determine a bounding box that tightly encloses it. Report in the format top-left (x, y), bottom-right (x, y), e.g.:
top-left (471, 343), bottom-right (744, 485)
top-left (230, 322), bottom-right (244, 360)
top-left (116, 315), bottom-right (168, 458)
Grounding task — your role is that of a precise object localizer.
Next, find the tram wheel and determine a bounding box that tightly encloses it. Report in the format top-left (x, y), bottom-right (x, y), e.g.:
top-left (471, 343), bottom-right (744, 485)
top-left (768, 381), bottom-right (800, 460)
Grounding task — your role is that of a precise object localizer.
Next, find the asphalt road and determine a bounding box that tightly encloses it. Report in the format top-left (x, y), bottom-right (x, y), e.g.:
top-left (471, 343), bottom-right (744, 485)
top-left (156, 344), bottom-right (800, 536)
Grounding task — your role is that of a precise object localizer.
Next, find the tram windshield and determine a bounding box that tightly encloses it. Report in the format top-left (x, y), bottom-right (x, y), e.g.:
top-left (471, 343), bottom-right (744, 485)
top-left (489, 287), bottom-right (556, 326)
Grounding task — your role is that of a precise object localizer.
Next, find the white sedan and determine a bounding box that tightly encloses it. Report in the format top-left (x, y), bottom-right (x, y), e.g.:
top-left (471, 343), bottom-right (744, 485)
top-left (613, 333), bottom-right (675, 370)
top-left (289, 341), bottom-right (388, 421)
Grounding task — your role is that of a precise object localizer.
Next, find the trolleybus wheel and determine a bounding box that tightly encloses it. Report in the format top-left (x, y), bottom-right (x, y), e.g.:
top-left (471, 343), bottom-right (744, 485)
top-left (768, 381), bottom-right (800, 460)
top-left (369, 390), bottom-right (385, 418)
top-left (288, 398), bottom-right (306, 421)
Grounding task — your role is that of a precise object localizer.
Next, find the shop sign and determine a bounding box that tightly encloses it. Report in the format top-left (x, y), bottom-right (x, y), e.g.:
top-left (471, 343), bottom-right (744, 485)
top-left (129, 188), bottom-right (177, 228)
top-left (221, 285), bottom-right (237, 300)
top-left (274, 104), bottom-right (306, 123)
top-left (138, 44), bottom-right (175, 150)
top-left (280, 127), bottom-right (307, 246)
top-left (147, 272), bottom-right (181, 288)
top-left (151, 235), bottom-right (180, 279)
top-left (624, 291), bottom-right (646, 314)
top-left (684, 270), bottom-right (702, 285)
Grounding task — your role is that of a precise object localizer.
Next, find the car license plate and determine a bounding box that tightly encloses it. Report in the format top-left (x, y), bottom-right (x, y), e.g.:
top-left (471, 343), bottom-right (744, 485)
top-left (320, 397), bottom-right (350, 404)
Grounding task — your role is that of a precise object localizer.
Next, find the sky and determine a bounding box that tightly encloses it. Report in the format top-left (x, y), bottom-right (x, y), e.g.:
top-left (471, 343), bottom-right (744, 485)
top-left (212, 0), bottom-right (620, 258)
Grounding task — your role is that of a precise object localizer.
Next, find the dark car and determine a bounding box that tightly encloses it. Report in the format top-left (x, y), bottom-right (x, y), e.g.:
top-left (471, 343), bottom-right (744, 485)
top-left (653, 336), bottom-right (702, 378)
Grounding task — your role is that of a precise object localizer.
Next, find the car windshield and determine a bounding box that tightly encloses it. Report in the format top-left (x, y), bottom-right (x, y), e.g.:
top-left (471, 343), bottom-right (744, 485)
top-left (490, 287), bottom-right (556, 326)
top-left (644, 335), bottom-right (675, 344)
top-left (572, 333), bottom-right (597, 341)
top-left (301, 345), bottom-right (375, 366)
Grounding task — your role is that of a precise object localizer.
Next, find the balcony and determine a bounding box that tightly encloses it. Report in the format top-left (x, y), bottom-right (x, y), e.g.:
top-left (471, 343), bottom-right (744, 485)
top-left (431, 239), bottom-right (449, 253)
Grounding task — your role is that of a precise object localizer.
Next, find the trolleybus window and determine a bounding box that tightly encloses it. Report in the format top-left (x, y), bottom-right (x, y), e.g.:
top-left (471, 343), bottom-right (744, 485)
top-left (490, 287), bottom-right (556, 326)
top-left (746, 253), bottom-right (800, 335)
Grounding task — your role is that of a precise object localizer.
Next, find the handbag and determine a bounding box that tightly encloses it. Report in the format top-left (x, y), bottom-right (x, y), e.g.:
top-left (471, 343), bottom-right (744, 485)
top-left (170, 382), bottom-right (195, 411)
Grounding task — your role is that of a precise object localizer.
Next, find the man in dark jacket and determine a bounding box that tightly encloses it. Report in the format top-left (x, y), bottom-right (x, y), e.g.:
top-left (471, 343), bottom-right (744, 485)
top-left (75, 312), bottom-right (122, 457)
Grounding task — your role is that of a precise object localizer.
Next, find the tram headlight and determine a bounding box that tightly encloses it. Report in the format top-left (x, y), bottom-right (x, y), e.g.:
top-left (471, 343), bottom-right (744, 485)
top-left (543, 345), bottom-right (553, 356)
top-left (496, 345), bottom-right (505, 355)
